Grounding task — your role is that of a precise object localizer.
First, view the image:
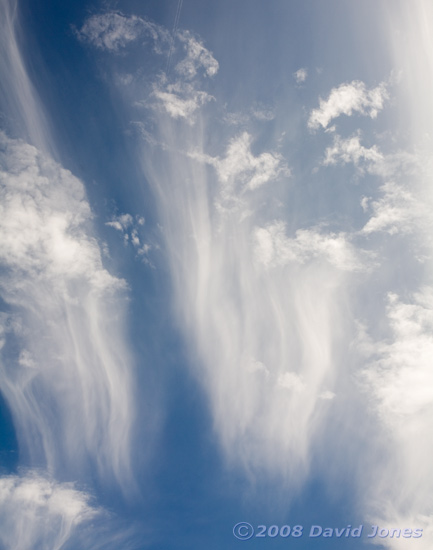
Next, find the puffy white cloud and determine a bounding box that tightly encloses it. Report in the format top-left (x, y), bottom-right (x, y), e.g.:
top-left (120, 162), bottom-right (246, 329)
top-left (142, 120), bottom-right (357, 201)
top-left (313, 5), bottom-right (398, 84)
top-left (308, 80), bottom-right (388, 130)
top-left (0, 132), bottom-right (120, 290)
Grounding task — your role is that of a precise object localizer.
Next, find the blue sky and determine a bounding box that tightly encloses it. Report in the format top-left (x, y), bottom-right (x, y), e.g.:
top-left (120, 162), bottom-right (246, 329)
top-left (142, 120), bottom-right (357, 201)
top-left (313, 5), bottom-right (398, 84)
top-left (1, 0), bottom-right (433, 549)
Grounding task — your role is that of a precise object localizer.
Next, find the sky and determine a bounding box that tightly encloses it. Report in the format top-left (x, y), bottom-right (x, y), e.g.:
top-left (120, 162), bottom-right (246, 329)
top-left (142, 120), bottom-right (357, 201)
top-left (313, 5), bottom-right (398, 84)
top-left (0, 0), bottom-right (432, 549)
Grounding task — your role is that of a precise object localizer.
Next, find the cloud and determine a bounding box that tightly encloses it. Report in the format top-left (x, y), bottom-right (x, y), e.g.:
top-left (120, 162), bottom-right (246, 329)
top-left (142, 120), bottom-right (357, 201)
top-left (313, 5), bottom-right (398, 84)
top-left (190, 132), bottom-right (289, 203)
top-left (217, 132), bottom-right (287, 190)
top-left (75, 12), bottom-right (166, 52)
top-left (251, 106), bottom-right (275, 121)
top-left (0, 132), bottom-right (121, 290)
top-left (308, 80), bottom-right (388, 130)
top-left (221, 105), bottom-right (275, 127)
top-left (254, 222), bottom-right (365, 272)
top-left (153, 81), bottom-right (214, 121)
top-left (0, 133), bottom-right (135, 488)
top-left (293, 68), bottom-right (307, 84)
top-left (323, 133), bottom-right (383, 166)
top-left (175, 30), bottom-right (219, 78)
top-left (106, 213), bottom-right (134, 232)
top-left (148, 30), bottom-right (217, 122)
top-left (106, 212), bottom-right (153, 261)
top-left (363, 290), bottom-right (433, 421)
top-left (140, 122), bottom-right (356, 484)
top-left (0, 473), bottom-right (138, 550)
top-left (358, 289), bottom-right (433, 548)
top-left (0, 0), bottom-right (51, 152)
top-left (75, 6), bottom-right (433, 537)
top-left (362, 180), bottom-right (429, 236)
top-left (0, 473), bottom-right (97, 550)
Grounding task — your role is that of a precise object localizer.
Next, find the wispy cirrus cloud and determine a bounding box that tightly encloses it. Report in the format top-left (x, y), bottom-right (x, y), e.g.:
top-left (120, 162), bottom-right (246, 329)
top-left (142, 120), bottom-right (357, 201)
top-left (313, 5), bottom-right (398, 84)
top-left (308, 80), bottom-right (389, 130)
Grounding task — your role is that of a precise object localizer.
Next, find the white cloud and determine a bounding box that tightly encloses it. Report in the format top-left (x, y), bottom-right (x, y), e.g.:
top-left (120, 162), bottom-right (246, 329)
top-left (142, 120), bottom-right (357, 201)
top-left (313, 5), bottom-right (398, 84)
top-left (0, 474), bottom-right (97, 550)
top-left (153, 82), bottom-right (214, 121)
top-left (175, 30), bottom-right (219, 78)
top-left (293, 68), bottom-right (308, 84)
top-left (189, 132), bottom-right (289, 199)
top-left (218, 132), bottom-right (287, 190)
top-left (106, 213), bottom-right (134, 232)
top-left (141, 123), bottom-right (360, 483)
top-left (0, 132), bottom-right (121, 290)
top-left (362, 180), bottom-right (428, 235)
top-left (359, 289), bottom-right (433, 548)
top-left (0, 133), bottom-right (136, 488)
top-left (254, 222), bottom-right (365, 272)
top-left (363, 290), bottom-right (433, 420)
top-left (76, 12), bottom-right (165, 52)
top-left (323, 133), bottom-right (383, 166)
top-left (308, 80), bottom-right (388, 130)
top-left (106, 212), bottom-right (153, 264)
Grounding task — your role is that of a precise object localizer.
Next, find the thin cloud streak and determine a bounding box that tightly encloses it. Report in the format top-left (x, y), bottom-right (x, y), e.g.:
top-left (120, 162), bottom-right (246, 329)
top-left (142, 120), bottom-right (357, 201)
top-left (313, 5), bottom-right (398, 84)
top-left (0, 0), bottom-right (51, 153)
